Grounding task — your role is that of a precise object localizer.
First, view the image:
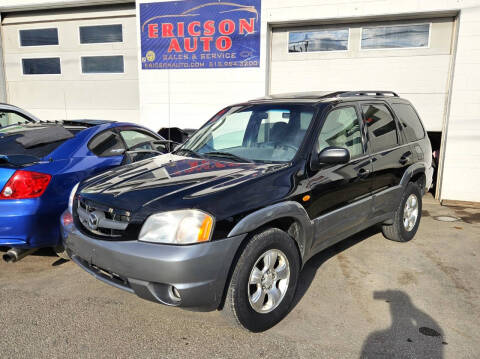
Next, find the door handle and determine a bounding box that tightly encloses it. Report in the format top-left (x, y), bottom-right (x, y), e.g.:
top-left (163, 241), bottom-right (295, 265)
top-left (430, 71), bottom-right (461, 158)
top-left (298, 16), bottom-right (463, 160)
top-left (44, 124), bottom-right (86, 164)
top-left (399, 156), bottom-right (411, 165)
top-left (357, 168), bottom-right (370, 179)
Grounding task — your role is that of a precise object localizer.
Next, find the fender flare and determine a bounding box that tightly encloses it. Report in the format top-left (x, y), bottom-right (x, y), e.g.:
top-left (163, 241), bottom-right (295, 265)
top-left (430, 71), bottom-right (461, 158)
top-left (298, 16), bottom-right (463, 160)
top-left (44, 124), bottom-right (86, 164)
top-left (400, 162), bottom-right (427, 191)
top-left (227, 201), bottom-right (314, 262)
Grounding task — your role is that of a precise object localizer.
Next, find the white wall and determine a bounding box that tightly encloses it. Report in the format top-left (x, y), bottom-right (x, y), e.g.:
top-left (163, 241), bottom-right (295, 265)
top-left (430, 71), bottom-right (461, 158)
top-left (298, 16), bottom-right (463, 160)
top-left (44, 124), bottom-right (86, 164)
top-left (440, 6), bottom-right (480, 202)
top-left (136, 0), bottom-right (267, 130)
top-left (270, 18), bottom-right (453, 132)
top-left (2, 6), bottom-right (139, 122)
top-left (0, 0), bottom-right (131, 12)
top-left (136, 0), bottom-right (480, 202)
top-left (135, 0), bottom-right (475, 130)
top-left (0, 15), bottom-right (6, 102)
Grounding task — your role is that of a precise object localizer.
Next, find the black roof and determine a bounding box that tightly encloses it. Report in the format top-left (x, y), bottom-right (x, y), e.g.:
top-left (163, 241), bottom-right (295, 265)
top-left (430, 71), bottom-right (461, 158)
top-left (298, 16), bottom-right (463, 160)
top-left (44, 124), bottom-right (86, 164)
top-left (61, 119), bottom-right (113, 126)
top-left (30, 119), bottom-right (113, 127)
top-left (250, 91), bottom-right (403, 104)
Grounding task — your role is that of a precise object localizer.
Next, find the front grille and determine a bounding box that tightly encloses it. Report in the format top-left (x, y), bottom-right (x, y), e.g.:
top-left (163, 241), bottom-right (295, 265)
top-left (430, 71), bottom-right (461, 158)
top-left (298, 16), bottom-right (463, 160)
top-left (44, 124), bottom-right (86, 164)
top-left (76, 197), bottom-right (130, 238)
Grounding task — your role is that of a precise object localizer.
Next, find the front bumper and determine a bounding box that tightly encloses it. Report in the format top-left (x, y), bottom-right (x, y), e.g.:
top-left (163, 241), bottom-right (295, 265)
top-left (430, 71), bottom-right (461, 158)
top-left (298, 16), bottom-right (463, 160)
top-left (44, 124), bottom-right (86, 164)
top-left (63, 224), bottom-right (246, 311)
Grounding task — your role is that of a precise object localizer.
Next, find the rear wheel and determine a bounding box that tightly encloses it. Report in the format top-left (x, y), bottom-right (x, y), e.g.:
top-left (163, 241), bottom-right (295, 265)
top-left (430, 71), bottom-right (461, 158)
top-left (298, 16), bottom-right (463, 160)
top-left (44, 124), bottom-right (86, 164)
top-left (382, 182), bottom-right (422, 242)
top-left (222, 228), bottom-right (300, 332)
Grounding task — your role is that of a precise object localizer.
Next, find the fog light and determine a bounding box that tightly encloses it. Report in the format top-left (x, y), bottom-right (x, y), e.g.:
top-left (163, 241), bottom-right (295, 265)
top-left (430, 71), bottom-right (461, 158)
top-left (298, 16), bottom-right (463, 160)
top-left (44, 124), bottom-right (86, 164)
top-left (169, 285), bottom-right (181, 302)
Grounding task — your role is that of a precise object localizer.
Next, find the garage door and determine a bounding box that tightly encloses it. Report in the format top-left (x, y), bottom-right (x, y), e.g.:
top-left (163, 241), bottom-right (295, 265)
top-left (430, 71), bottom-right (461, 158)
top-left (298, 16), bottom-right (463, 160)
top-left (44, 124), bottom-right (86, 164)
top-left (270, 17), bottom-right (455, 131)
top-left (1, 4), bottom-right (139, 122)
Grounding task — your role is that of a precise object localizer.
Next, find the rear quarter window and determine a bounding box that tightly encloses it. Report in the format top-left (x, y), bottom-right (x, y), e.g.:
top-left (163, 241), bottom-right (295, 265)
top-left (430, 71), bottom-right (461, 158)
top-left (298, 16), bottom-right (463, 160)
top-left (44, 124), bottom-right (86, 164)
top-left (89, 130), bottom-right (125, 156)
top-left (391, 103), bottom-right (425, 142)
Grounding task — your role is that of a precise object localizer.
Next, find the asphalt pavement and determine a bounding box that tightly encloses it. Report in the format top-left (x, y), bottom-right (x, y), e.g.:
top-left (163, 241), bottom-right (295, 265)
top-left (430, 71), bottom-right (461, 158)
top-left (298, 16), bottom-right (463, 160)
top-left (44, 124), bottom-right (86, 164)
top-left (1, 194), bottom-right (479, 358)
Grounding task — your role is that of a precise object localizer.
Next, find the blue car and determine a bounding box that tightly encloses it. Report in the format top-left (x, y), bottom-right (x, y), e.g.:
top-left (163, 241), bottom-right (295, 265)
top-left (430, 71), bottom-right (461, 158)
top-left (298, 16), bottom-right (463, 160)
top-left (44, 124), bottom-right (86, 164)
top-left (0, 117), bottom-right (167, 261)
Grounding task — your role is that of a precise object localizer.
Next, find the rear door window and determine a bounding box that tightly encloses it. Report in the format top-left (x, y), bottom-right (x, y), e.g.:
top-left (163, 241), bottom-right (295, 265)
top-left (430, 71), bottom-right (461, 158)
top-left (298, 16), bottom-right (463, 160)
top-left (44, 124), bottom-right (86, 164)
top-left (362, 104), bottom-right (399, 153)
top-left (89, 130), bottom-right (125, 156)
top-left (391, 103), bottom-right (425, 142)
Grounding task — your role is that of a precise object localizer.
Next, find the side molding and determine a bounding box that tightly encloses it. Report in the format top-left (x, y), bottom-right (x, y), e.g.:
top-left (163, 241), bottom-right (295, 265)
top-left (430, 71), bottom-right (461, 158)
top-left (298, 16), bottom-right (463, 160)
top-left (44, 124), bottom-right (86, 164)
top-left (227, 201), bottom-right (314, 261)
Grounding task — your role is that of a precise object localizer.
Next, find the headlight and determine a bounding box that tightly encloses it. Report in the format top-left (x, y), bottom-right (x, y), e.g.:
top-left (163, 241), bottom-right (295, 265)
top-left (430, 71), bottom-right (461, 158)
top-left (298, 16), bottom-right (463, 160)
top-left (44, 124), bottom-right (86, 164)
top-left (68, 183), bottom-right (79, 214)
top-left (139, 210), bottom-right (214, 245)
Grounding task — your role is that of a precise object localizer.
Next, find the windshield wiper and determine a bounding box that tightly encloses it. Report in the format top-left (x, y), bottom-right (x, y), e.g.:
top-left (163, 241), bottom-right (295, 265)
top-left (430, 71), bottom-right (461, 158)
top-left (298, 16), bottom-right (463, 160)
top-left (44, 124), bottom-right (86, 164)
top-left (173, 148), bottom-right (204, 159)
top-left (203, 151), bottom-right (253, 163)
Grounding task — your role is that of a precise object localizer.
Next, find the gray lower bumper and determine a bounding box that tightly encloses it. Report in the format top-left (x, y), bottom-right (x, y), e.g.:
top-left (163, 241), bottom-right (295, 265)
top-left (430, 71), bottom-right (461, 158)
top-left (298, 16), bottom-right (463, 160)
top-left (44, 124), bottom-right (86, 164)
top-left (64, 227), bottom-right (246, 311)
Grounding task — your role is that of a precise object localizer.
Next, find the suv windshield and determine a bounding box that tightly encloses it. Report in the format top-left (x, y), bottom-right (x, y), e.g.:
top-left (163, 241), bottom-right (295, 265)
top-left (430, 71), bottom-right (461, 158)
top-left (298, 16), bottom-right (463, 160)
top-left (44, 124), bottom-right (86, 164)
top-left (179, 104), bottom-right (316, 163)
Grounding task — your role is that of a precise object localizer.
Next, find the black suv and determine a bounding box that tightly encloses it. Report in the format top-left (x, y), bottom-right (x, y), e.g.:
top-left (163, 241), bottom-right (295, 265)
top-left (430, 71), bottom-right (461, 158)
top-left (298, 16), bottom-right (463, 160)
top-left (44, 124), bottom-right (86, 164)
top-left (62, 91), bottom-right (433, 332)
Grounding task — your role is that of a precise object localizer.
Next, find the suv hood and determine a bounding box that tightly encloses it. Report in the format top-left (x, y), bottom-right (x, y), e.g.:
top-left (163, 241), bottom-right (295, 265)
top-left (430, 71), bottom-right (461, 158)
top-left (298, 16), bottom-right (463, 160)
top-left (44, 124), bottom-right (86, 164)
top-left (79, 154), bottom-right (289, 213)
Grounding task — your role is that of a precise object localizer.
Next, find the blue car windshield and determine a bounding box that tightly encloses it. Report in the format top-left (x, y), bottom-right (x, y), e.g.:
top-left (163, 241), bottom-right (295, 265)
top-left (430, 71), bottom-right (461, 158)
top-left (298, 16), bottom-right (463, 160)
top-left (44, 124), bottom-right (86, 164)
top-left (179, 104), bottom-right (316, 163)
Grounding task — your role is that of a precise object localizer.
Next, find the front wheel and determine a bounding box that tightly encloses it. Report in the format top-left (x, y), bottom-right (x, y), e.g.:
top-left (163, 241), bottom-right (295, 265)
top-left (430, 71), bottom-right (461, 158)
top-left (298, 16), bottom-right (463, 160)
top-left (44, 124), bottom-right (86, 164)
top-left (382, 182), bottom-right (422, 242)
top-left (222, 228), bottom-right (300, 332)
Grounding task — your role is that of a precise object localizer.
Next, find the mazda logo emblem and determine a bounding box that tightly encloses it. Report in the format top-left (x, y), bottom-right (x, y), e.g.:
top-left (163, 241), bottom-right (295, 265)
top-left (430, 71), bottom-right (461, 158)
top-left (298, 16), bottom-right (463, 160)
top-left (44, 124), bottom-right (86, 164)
top-left (88, 212), bottom-right (99, 230)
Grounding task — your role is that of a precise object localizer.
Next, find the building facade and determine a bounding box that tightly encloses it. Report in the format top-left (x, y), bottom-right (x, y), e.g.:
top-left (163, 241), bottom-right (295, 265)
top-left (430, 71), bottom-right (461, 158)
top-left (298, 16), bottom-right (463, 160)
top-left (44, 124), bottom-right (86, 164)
top-left (0, 0), bottom-right (479, 203)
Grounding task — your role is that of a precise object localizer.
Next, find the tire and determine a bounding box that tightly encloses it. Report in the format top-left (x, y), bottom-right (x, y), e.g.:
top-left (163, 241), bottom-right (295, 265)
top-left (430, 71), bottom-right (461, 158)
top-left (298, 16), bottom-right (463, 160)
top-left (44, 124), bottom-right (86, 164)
top-left (382, 182), bottom-right (422, 242)
top-left (222, 228), bottom-right (300, 332)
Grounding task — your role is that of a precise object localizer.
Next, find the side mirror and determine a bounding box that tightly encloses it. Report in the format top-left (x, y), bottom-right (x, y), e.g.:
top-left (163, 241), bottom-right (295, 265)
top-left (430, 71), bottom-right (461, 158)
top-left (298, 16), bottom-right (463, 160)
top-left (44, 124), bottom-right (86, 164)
top-left (318, 147), bottom-right (350, 164)
top-left (311, 146), bottom-right (350, 170)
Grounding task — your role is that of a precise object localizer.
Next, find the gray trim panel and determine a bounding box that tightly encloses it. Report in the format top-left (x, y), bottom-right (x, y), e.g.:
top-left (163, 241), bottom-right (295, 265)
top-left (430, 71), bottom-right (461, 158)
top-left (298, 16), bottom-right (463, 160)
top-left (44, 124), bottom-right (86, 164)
top-left (228, 201), bottom-right (314, 260)
top-left (65, 226), bottom-right (246, 311)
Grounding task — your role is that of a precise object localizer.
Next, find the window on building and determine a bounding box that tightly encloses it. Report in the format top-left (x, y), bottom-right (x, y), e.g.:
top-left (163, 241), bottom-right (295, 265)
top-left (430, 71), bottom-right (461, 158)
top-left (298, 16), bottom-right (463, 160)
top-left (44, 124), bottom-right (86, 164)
top-left (362, 104), bottom-right (399, 152)
top-left (361, 23), bottom-right (430, 49)
top-left (288, 29), bottom-right (349, 52)
top-left (81, 56), bottom-right (124, 73)
top-left (317, 107), bottom-right (363, 158)
top-left (391, 103), bottom-right (425, 141)
top-left (19, 28), bottom-right (59, 46)
top-left (22, 58), bottom-right (61, 75)
top-left (79, 24), bottom-right (123, 44)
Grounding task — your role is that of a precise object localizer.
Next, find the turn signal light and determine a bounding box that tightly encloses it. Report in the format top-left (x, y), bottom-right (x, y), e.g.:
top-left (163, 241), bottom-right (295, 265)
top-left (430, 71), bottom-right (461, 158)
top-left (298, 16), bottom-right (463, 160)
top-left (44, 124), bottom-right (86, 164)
top-left (0, 170), bottom-right (51, 199)
top-left (197, 215), bottom-right (214, 242)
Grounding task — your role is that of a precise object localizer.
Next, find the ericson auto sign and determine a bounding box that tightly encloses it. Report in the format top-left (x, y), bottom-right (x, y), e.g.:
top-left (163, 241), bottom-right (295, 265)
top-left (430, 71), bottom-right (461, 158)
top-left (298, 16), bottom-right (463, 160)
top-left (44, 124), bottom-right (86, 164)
top-left (140, 0), bottom-right (261, 69)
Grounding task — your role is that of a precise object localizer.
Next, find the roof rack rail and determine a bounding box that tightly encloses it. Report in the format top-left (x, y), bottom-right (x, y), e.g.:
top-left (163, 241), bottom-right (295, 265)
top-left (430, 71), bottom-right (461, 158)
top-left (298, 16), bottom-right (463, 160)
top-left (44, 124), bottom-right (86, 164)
top-left (338, 91), bottom-right (399, 97)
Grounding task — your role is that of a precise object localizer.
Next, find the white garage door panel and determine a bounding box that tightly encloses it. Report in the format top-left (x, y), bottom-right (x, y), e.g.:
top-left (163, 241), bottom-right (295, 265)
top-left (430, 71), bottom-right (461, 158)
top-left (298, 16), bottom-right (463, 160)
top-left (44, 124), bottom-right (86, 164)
top-left (399, 94), bottom-right (446, 131)
top-left (271, 56), bottom-right (450, 93)
top-left (270, 18), bottom-right (454, 132)
top-left (65, 80), bottom-right (139, 110)
top-left (3, 53), bottom-right (138, 82)
top-left (2, 5), bottom-right (139, 122)
top-left (6, 81), bottom-right (66, 109)
top-left (66, 109), bottom-right (139, 122)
